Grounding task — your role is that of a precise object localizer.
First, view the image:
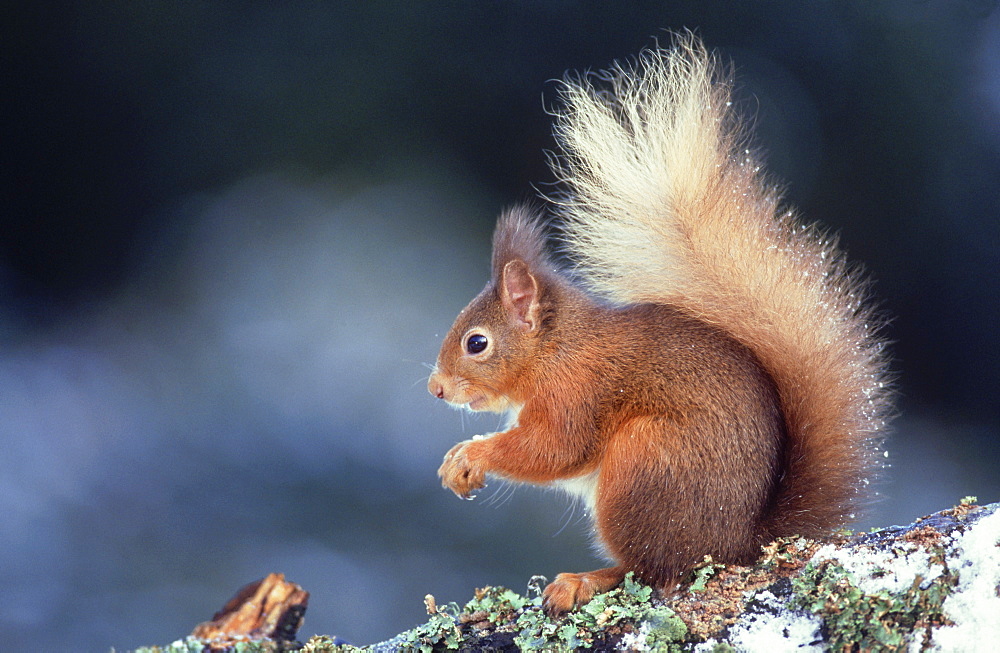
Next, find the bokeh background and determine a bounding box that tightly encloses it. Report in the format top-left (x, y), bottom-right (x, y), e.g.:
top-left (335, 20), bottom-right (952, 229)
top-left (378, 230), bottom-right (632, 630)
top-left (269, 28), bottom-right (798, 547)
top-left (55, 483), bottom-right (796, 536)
top-left (4, 2), bottom-right (999, 650)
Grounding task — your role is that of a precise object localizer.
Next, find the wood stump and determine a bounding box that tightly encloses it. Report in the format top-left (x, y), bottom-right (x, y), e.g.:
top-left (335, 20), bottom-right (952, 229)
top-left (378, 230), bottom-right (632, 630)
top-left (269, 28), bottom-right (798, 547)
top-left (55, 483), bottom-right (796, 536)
top-left (191, 572), bottom-right (309, 647)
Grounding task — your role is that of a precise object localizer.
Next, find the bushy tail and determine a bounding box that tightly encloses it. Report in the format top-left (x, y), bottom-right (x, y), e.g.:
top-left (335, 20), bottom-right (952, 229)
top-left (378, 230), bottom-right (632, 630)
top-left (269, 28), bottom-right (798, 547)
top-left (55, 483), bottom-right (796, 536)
top-left (550, 33), bottom-right (893, 536)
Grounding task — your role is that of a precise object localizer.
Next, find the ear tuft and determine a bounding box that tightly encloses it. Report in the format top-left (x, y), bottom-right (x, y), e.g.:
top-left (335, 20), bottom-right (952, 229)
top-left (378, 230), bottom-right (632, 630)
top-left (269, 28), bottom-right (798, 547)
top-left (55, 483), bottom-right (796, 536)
top-left (491, 205), bottom-right (550, 280)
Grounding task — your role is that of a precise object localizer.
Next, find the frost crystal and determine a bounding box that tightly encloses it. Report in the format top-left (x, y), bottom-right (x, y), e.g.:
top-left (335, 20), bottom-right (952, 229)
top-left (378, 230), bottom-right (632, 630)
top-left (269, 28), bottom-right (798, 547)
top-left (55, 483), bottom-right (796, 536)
top-left (812, 537), bottom-right (945, 596)
top-left (932, 509), bottom-right (1000, 650)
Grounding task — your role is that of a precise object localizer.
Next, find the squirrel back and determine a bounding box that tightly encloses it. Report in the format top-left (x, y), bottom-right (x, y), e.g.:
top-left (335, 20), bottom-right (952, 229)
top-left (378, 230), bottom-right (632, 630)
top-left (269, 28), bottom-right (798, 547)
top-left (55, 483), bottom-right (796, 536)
top-left (551, 34), bottom-right (892, 537)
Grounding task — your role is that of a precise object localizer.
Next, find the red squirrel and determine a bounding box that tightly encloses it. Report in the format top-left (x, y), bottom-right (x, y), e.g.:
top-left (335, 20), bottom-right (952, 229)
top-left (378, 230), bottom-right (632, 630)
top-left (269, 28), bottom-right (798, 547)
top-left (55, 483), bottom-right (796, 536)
top-left (428, 34), bottom-right (892, 617)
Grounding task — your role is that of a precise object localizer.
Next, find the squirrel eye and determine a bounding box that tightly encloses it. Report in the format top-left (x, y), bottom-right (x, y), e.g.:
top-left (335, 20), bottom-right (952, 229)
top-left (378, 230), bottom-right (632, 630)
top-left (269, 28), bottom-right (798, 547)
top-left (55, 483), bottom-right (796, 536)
top-left (466, 334), bottom-right (489, 354)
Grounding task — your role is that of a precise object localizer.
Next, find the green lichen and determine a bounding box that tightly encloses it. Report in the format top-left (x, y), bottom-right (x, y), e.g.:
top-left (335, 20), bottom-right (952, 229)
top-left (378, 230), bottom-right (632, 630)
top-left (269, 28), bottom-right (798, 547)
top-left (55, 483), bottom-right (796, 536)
top-left (510, 573), bottom-right (685, 650)
top-left (789, 558), bottom-right (956, 652)
top-left (689, 556), bottom-right (726, 592)
top-left (134, 639), bottom-right (210, 653)
top-left (358, 585), bottom-right (532, 652)
top-left (354, 573), bottom-right (687, 651)
top-left (134, 638), bottom-right (296, 653)
top-left (299, 636), bottom-right (354, 652)
top-left (397, 602), bottom-right (465, 652)
top-left (701, 644), bottom-right (736, 653)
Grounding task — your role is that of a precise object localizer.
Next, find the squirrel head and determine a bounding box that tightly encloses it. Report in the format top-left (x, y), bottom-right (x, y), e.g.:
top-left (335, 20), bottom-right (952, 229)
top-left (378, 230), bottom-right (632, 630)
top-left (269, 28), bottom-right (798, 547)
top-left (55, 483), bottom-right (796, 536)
top-left (428, 205), bottom-right (558, 412)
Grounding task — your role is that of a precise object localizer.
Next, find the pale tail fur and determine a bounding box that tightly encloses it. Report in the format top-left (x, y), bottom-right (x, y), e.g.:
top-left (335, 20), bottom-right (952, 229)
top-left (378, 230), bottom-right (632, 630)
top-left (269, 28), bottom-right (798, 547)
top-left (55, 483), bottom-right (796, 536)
top-left (550, 34), bottom-right (892, 535)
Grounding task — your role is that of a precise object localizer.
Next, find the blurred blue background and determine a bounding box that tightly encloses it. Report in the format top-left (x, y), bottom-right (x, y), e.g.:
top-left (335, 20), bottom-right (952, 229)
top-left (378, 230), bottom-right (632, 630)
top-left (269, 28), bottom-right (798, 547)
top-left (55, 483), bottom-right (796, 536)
top-left (3, 2), bottom-right (998, 650)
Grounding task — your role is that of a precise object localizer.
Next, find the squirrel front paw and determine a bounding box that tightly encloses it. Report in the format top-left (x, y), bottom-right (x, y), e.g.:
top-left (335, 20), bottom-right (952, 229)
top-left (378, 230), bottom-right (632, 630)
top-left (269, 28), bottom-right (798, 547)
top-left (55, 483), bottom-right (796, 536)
top-left (438, 439), bottom-right (486, 499)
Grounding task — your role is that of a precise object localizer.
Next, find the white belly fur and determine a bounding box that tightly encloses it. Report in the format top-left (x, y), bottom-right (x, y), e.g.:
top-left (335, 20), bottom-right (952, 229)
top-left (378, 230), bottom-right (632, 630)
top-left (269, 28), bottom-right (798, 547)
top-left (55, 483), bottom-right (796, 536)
top-left (554, 468), bottom-right (600, 513)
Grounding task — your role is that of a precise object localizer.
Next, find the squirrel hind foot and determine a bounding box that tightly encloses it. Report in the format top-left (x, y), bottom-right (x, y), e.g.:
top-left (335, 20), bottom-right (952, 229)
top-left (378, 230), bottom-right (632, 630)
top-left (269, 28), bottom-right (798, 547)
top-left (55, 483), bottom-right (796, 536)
top-left (541, 566), bottom-right (626, 617)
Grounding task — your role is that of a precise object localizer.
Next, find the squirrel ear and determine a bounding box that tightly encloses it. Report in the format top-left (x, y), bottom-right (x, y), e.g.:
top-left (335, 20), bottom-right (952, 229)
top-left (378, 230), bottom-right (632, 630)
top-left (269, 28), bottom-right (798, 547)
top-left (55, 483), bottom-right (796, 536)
top-left (501, 260), bottom-right (540, 331)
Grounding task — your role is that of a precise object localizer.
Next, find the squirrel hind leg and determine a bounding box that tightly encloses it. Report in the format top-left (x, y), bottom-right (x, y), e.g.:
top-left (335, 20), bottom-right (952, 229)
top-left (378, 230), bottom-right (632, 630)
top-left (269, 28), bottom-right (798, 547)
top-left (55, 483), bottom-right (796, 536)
top-left (542, 566), bottom-right (626, 617)
top-left (592, 415), bottom-right (769, 588)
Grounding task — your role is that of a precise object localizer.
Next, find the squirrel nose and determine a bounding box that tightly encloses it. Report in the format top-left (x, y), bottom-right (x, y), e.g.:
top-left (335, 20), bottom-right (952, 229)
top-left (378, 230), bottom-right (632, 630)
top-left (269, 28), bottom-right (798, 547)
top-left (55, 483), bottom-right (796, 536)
top-left (428, 378), bottom-right (445, 399)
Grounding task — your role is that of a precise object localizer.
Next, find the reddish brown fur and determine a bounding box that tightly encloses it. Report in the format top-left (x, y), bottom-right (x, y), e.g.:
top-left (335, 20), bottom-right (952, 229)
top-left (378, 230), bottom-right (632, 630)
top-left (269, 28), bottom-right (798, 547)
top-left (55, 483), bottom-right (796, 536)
top-left (432, 208), bottom-right (793, 614)
top-left (429, 37), bottom-right (891, 617)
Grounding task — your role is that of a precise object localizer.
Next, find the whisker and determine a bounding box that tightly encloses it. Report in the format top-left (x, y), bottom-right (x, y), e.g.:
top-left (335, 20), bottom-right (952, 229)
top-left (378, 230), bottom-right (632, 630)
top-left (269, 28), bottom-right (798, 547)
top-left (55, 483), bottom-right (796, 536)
top-left (552, 497), bottom-right (578, 537)
top-left (401, 358), bottom-right (436, 372)
top-left (484, 482), bottom-right (506, 506)
top-left (487, 480), bottom-right (518, 507)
